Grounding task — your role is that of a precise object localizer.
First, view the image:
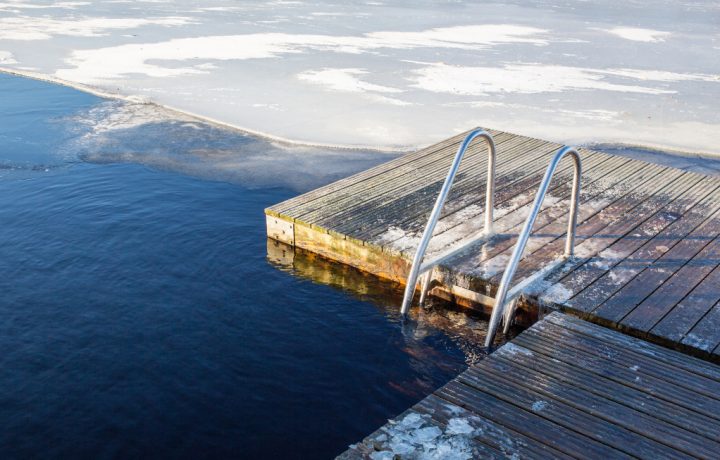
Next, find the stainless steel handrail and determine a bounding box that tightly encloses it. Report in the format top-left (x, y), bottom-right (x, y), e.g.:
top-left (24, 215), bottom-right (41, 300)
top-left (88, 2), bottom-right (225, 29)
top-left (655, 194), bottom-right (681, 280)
top-left (484, 146), bottom-right (581, 347)
top-left (400, 129), bottom-right (496, 316)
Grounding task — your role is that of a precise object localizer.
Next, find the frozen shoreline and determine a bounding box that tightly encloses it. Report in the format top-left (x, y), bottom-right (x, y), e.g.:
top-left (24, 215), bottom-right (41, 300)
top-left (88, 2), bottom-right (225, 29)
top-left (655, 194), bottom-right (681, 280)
top-left (1, 0), bottom-right (718, 156)
top-left (0, 67), bottom-right (402, 153)
top-left (4, 66), bottom-right (719, 164)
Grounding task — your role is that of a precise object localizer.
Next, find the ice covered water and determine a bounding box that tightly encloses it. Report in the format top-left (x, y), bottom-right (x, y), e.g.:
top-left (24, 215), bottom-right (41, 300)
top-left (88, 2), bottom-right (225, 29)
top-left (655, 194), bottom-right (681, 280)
top-left (1, 0), bottom-right (718, 154)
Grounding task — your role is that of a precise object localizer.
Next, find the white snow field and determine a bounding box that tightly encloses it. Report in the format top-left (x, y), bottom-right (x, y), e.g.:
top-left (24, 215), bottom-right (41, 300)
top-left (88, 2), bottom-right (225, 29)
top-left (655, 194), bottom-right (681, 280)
top-left (1, 0), bottom-right (719, 154)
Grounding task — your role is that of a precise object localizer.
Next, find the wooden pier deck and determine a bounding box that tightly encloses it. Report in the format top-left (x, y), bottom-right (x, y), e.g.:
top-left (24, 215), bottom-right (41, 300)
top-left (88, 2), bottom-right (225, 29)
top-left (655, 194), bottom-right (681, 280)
top-left (339, 312), bottom-right (720, 459)
top-left (266, 128), bottom-right (720, 360)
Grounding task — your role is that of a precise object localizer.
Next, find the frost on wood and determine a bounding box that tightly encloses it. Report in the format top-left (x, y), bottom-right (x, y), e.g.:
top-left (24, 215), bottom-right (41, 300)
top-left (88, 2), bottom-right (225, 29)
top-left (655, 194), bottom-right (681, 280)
top-left (531, 400), bottom-right (549, 412)
top-left (497, 342), bottom-right (534, 357)
top-left (353, 411), bottom-right (492, 460)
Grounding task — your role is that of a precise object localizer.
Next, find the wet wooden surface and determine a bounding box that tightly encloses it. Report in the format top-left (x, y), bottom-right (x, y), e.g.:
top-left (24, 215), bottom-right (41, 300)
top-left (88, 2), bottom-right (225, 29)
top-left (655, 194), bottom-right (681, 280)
top-left (338, 312), bottom-right (720, 459)
top-left (267, 127), bottom-right (720, 359)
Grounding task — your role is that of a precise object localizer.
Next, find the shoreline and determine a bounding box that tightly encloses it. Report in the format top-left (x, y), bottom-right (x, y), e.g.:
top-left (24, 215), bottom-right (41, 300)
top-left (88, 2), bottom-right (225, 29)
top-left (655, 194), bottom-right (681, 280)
top-left (3, 66), bottom-right (719, 161)
top-left (0, 67), bottom-right (403, 154)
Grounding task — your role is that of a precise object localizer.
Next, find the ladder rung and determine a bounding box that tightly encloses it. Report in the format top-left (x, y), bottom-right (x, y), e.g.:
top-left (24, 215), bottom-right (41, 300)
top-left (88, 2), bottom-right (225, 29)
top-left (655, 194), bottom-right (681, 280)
top-left (419, 232), bottom-right (493, 274)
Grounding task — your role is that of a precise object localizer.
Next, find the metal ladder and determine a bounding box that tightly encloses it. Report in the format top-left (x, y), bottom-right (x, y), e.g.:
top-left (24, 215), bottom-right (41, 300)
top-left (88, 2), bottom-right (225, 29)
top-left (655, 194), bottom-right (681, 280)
top-left (484, 146), bottom-right (581, 347)
top-left (399, 128), bottom-right (497, 315)
top-left (399, 138), bottom-right (582, 348)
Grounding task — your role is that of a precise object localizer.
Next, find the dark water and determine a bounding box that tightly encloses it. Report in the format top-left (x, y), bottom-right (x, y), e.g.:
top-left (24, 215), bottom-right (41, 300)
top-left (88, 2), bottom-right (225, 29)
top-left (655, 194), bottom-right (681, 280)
top-left (0, 73), bottom-right (492, 459)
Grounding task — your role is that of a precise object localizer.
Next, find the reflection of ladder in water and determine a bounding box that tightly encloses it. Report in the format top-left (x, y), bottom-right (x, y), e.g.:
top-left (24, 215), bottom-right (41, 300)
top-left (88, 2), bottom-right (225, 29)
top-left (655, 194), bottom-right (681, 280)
top-left (400, 129), bottom-right (582, 348)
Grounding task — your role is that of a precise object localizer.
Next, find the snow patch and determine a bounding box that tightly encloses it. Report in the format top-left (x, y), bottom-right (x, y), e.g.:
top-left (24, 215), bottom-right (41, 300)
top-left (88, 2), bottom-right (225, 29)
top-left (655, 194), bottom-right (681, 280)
top-left (539, 282), bottom-right (573, 303)
top-left (410, 63), bottom-right (685, 96)
top-left (0, 2), bottom-right (89, 11)
top-left (588, 248), bottom-right (624, 270)
top-left (603, 27), bottom-right (671, 43)
top-left (531, 400), bottom-right (548, 412)
top-left (599, 68), bottom-right (718, 82)
top-left (446, 418), bottom-right (475, 435)
top-left (298, 68), bottom-right (403, 94)
top-left (0, 51), bottom-right (17, 65)
top-left (499, 342), bottom-right (534, 357)
top-left (297, 67), bottom-right (411, 105)
top-left (683, 333), bottom-right (714, 351)
top-left (0, 16), bottom-right (193, 41)
top-left (366, 24), bottom-right (548, 49)
top-left (56, 25), bottom-right (547, 83)
top-left (371, 412), bottom-right (491, 459)
top-left (375, 226), bottom-right (420, 250)
top-left (608, 267), bottom-right (636, 285)
top-left (477, 254), bottom-right (509, 277)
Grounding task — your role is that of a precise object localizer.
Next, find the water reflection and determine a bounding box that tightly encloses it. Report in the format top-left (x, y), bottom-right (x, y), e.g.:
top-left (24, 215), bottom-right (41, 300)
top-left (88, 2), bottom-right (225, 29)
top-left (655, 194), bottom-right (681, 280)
top-left (267, 238), bottom-right (520, 376)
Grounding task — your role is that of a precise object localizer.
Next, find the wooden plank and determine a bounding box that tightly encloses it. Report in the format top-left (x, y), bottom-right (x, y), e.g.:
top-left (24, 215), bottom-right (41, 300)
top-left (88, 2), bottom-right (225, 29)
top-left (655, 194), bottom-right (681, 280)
top-left (273, 128), bottom-right (492, 215)
top-left (373, 149), bottom-right (630, 257)
top-left (521, 175), bottom-right (717, 310)
top-left (322, 136), bottom-right (560, 234)
top-left (327, 138), bottom-right (555, 236)
top-left (494, 171), bottom-right (701, 289)
top-left (455, 369), bottom-right (688, 458)
top-left (420, 156), bottom-right (664, 284)
top-left (436, 380), bottom-right (632, 459)
top-left (338, 142), bottom-right (562, 235)
top-left (296, 132), bottom-right (528, 224)
top-left (354, 145), bottom-right (609, 244)
top-left (491, 341), bottom-right (720, 442)
top-left (530, 320), bottom-right (720, 400)
top-left (592, 212), bottom-right (720, 325)
top-left (545, 181), bottom-right (720, 310)
top-left (478, 166), bottom-right (688, 290)
top-left (265, 214), bottom-right (294, 245)
top-left (513, 329), bottom-right (720, 420)
top-left (293, 220), bottom-right (409, 283)
top-left (339, 406), bottom-right (507, 460)
top-left (567, 203), bottom-right (720, 315)
top-left (469, 355), bottom-right (720, 459)
top-left (385, 148), bottom-right (627, 243)
top-left (544, 312), bottom-right (720, 380)
top-left (414, 395), bottom-right (574, 459)
top-left (680, 301), bottom-right (720, 353)
top-left (646, 265), bottom-right (720, 344)
top-left (616, 229), bottom-right (720, 333)
top-left (340, 313), bottom-right (720, 459)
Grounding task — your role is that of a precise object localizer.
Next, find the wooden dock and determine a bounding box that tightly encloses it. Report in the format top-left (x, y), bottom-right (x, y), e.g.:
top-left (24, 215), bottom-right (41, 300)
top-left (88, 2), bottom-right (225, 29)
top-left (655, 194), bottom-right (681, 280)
top-left (266, 128), bottom-right (720, 360)
top-left (339, 312), bottom-right (720, 459)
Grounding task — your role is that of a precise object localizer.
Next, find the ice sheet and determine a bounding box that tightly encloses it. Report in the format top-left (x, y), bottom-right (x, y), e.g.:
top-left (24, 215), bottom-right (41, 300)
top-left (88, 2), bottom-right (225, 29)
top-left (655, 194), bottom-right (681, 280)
top-left (0, 0), bottom-right (718, 154)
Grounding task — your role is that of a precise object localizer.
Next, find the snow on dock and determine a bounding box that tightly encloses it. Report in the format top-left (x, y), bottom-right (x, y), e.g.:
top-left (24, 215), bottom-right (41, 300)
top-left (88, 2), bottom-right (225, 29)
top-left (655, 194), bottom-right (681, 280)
top-left (338, 312), bottom-right (720, 459)
top-left (267, 128), bottom-right (720, 360)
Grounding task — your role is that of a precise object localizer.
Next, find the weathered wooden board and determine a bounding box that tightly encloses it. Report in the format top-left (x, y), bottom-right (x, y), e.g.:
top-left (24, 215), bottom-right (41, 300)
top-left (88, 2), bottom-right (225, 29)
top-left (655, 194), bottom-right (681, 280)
top-left (338, 312), bottom-right (720, 459)
top-left (266, 127), bottom-right (720, 358)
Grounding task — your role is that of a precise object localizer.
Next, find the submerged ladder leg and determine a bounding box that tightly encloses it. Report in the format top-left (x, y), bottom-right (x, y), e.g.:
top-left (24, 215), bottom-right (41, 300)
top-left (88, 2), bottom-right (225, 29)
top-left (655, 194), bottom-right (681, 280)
top-left (418, 271), bottom-right (433, 306)
top-left (400, 129), bottom-right (496, 316)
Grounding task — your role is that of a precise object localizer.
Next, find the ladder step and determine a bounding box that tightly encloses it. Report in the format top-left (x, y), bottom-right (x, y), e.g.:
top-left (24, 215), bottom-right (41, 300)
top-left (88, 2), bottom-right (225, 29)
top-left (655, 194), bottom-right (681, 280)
top-left (419, 232), bottom-right (493, 274)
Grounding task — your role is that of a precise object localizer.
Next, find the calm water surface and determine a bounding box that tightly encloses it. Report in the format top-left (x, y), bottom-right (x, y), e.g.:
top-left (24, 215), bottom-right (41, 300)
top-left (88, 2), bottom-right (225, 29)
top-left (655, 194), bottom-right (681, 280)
top-left (0, 73), bottom-right (492, 458)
